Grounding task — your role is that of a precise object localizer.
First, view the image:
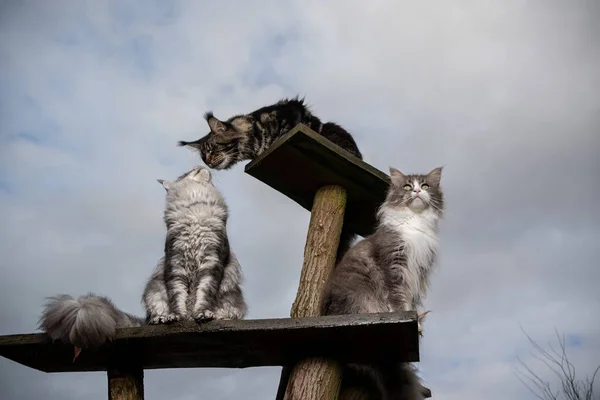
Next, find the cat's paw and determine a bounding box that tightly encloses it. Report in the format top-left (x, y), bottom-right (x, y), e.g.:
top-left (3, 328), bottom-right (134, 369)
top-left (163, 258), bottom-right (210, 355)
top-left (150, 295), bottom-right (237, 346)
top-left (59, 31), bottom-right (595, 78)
top-left (193, 310), bottom-right (215, 323)
top-left (215, 307), bottom-right (245, 320)
top-left (149, 314), bottom-right (180, 324)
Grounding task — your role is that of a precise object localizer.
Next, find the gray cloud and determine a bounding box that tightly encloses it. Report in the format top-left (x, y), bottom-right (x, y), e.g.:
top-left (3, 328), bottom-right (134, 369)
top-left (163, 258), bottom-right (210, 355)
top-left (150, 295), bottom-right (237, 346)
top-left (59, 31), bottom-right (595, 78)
top-left (1, 0), bottom-right (599, 399)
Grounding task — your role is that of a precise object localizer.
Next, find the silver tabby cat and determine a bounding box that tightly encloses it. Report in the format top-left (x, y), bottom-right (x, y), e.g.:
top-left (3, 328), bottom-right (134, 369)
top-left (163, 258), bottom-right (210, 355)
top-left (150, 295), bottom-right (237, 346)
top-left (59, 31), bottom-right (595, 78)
top-left (39, 166), bottom-right (247, 354)
top-left (145, 166), bottom-right (247, 323)
top-left (322, 166), bottom-right (444, 400)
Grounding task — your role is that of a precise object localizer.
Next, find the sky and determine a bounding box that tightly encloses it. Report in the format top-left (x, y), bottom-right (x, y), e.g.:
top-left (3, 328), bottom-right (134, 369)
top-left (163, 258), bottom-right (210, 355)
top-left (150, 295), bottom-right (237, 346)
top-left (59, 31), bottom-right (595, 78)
top-left (0, 0), bottom-right (599, 399)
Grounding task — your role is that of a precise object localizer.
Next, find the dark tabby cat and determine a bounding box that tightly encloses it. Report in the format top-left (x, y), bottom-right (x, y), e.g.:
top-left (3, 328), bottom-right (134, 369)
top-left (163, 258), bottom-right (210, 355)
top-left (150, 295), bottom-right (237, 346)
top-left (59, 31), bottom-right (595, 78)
top-left (322, 166), bottom-right (445, 400)
top-left (178, 97), bottom-right (362, 170)
top-left (178, 96), bottom-right (363, 261)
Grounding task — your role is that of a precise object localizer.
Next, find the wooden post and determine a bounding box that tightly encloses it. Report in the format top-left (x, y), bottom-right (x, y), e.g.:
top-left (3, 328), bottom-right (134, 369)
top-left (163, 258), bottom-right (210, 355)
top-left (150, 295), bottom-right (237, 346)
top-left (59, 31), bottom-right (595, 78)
top-left (108, 364), bottom-right (144, 400)
top-left (282, 185), bottom-right (347, 400)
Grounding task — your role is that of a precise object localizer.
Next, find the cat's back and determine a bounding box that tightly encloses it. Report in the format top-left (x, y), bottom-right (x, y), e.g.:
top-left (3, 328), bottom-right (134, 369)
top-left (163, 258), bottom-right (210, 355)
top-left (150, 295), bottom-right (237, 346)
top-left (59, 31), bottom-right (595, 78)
top-left (322, 236), bottom-right (388, 315)
top-left (327, 237), bottom-right (379, 283)
top-left (321, 122), bottom-right (362, 159)
top-left (166, 186), bottom-right (228, 234)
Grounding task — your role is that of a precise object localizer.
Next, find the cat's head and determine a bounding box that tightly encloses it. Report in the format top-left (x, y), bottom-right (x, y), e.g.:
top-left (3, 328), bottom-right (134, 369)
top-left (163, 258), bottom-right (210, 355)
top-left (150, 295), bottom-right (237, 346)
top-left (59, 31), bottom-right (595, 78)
top-left (385, 166), bottom-right (444, 214)
top-left (178, 112), bottom-right (252, 170)
top-left (157, 165), bottom-right (214, 197)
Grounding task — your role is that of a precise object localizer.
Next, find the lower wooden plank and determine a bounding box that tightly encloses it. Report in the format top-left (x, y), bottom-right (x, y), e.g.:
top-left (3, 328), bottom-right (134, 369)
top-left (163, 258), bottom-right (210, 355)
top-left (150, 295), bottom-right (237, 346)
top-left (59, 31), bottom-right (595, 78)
top-left (0, 312), bottom-right (419, 373)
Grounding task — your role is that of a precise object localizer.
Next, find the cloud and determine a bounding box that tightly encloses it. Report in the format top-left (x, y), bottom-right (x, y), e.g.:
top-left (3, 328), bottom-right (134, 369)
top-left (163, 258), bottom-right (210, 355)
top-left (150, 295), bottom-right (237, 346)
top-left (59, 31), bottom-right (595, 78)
top-left (1, 0), bottom-right (599, 399)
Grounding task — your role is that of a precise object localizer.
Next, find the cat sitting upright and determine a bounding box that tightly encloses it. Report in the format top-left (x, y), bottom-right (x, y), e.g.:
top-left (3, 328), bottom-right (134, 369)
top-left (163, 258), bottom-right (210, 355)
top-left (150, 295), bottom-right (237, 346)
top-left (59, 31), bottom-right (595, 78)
top-left (322, 166), bottom-right (445, 400)
top-left (178, 96), bottom-right (363, 263)
top-left (145, 166), bottom-right (247, 323)
top-left (39, 166), bottom-right (246, 358)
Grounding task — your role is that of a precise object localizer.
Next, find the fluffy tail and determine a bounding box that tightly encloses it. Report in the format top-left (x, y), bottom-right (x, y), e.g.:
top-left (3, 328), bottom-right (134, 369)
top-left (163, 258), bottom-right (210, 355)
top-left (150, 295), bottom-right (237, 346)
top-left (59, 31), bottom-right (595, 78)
top-left (38, 293), bottom-right (144, 349)
top-left (340, 362), bottom-right (426, 400)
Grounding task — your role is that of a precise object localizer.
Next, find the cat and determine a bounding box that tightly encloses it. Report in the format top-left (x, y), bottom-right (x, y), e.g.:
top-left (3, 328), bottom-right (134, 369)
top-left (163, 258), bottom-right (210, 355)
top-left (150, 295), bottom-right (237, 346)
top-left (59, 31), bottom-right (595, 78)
top-left (178, 96), bottom-right (362, 170)
top-left (146, 166), bottom-right (247, 323)
top-left (321, 166), bottom-right (445, 400)
top-left (39, 166), bottom-right (247, 358)
top-left (177, 96), bottom-right (362, 262)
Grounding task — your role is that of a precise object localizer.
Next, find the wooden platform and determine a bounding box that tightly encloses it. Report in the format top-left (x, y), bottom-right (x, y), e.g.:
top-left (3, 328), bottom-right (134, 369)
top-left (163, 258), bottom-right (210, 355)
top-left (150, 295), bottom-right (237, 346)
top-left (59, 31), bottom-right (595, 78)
top-left (245, 124), bottom-right (390, 238)
top-left (0, 312), bottom-right (419, 373)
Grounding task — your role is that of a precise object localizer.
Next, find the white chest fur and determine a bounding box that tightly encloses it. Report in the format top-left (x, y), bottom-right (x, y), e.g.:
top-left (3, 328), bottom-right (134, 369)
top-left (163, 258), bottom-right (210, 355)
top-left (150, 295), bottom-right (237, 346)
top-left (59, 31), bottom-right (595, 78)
top-left (380, 206), bottom-right (439, 307)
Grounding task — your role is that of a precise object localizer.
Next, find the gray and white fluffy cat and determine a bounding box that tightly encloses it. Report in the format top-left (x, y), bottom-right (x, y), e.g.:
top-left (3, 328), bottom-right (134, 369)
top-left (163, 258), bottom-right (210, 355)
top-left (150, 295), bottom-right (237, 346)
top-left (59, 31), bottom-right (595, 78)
top-left (146, 166), bottom-right (246, 323)
top-left (39, 166), bottom-right (246, 355)
top-left (322, 166), bottom-right (445, 400)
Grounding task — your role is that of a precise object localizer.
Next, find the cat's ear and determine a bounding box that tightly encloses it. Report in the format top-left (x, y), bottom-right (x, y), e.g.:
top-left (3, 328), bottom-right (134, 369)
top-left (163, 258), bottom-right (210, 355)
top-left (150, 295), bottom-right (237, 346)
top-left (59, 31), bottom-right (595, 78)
top-left (426, 167), bottom-right (443, 186)
top-left (204, 112), bottom-right (227, 134)
top-left (157, 179), bottom-right (172, 191)
top-left (389, 167), bottom-right (406, 187)
top-left (198, 168), bottom-right (211, 183)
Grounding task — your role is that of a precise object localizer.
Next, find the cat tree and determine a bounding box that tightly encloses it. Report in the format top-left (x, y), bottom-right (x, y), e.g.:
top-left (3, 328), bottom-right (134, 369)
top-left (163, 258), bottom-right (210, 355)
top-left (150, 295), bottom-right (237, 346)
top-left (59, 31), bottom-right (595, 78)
top-left (0, 124), bottom-right (431, 400)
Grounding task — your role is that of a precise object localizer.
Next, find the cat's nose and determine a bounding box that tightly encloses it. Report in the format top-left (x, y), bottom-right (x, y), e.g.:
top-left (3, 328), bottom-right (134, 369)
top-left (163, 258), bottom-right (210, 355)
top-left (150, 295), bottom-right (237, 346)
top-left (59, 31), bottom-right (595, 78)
top-left (414, 189), bottom-right (421, 194)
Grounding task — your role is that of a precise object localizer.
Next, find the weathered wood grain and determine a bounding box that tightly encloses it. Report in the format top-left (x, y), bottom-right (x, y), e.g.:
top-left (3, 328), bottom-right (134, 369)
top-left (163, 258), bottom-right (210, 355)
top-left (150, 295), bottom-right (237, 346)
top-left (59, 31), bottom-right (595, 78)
top-left (284, 357), bottom-right (342, 400)
top-left (108, 365), bottom-right (144, 400)
top-left (0, 313), bottom-right (419, 373)
top-left (290, 185), bottom-right (347, 318)
top-left (245, 124), bottom-right (390, 238)
top-left (283, 185), bottom-right (347, 400)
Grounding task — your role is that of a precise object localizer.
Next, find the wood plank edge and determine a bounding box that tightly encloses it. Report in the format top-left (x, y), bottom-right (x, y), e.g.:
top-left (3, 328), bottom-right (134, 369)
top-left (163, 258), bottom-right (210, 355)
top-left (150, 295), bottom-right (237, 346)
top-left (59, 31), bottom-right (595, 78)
top-left (0, 312), bottom-right (418, 346)
top-left (244, 124), bottom-right (390, 184)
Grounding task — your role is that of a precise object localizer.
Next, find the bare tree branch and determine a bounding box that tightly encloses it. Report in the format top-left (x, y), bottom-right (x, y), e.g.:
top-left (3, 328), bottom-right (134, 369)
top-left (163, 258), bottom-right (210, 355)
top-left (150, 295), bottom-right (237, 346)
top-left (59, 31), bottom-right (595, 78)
top-left (514, 327), bottom-right (599, 400)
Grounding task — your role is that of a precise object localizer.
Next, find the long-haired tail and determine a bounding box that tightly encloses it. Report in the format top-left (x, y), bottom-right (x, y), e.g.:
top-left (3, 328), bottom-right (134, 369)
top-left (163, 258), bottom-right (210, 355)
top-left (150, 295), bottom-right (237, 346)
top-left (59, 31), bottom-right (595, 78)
top-left (38, 293), bottom-right (143, 348)
top-left (340, 362), bottom-right (425, 400)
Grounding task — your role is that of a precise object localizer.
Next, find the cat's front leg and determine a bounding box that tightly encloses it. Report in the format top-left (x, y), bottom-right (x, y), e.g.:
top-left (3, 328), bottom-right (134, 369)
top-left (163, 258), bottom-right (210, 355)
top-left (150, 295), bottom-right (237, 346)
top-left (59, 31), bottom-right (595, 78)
top-left (143, 258), bottom-right (178, 324)
top-left (165, 259), bottom-right (190, 321)
top-left (389, 290), bottom-right (412, 313)
top-left (145, 287), bottom-right (176, 325)
top-left (191, 259), bottom-right (221, 322)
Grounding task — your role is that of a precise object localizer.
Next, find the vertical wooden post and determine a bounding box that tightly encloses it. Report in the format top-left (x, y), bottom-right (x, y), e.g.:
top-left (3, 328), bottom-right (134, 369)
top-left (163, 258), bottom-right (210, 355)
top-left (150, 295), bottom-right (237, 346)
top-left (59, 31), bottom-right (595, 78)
top-left (281, 184), bottom-right (347, 400)
top-left (108, 364), bottom-right (144, 400)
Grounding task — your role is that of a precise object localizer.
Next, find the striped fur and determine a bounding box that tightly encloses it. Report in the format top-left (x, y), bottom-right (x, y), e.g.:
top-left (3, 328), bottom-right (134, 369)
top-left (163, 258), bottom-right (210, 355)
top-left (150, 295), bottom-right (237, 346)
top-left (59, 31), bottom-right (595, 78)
top-left (38, 166), bottom-right (246, 350)
top-left (178, 97), bottom-right (362, 262)
top-left (177, 97), bottom-right (362, 171)
top-left (148, 166), bottom-right (247, 322)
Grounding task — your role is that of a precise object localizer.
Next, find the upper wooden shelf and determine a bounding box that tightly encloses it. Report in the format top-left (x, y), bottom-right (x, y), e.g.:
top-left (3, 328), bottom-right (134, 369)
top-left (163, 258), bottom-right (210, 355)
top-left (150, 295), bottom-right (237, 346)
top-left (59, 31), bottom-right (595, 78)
top-left (0, 312), bottom-right (419, 373)
top-left (245, 124), bottom-right (390, 237)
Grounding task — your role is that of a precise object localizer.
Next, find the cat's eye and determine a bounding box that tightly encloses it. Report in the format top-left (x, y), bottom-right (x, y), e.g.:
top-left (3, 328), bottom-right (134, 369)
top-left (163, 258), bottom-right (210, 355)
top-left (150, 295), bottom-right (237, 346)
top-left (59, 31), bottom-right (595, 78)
top-left (402, 184), bottom-right (411, 191)
top-left (422, 184), bottom-right (430, 190)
